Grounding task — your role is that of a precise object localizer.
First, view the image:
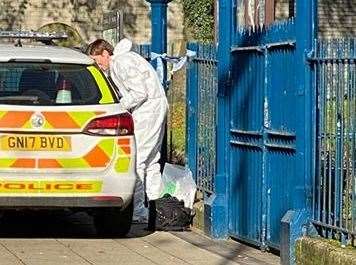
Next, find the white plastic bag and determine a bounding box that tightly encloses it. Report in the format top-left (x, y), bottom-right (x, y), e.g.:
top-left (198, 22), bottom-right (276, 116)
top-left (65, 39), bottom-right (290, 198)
top-left (160, 163), bottom-right (196, 209)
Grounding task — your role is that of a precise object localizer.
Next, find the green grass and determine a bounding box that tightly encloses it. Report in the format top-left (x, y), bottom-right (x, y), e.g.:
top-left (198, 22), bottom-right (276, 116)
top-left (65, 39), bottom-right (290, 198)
top-left (167, 101), bottom-right (186, 165)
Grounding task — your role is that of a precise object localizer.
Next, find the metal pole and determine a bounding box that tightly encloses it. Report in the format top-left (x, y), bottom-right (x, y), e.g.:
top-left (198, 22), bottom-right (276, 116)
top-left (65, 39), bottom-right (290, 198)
top-left (146, 0), bottom-right (171, 170)
top-left (147, 0), bottom-right (171, 71)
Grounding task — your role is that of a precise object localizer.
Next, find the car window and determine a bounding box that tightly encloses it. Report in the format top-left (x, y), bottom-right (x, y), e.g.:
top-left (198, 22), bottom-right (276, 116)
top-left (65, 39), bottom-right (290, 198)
top-left (0, 63), bottom-right (117, 105)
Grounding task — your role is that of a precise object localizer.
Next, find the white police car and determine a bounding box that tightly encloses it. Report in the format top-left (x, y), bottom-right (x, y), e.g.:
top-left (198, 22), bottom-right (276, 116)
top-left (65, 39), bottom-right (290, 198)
top-left (0, 31), bottom-right (136, 236)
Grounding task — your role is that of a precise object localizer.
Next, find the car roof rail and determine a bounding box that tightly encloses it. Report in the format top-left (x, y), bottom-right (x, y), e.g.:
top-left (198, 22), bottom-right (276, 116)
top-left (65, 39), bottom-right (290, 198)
top-left (0, 31), bottom-right (68, 46)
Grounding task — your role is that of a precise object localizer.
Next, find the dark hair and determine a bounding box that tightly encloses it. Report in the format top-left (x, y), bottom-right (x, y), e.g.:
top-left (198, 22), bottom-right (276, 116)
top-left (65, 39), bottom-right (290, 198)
top-left (86, 39), bottom-right (114, 56)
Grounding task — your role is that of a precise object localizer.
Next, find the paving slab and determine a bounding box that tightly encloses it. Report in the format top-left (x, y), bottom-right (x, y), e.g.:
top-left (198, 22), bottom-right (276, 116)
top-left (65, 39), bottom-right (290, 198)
top-left (0, 243), bottom-right (24, 265)
top-left (57, 239), bottom-right (156, 265)
top-left (0, 239), bottom-right (88, 265)
top-left (0, 211), bottom-right (279, 265)
top-left (137, 231), bottom-right (243, 265)
top-left (172, 229), bottom-right (280, 265)
top-left (117, 237), bottom-right (189, 265)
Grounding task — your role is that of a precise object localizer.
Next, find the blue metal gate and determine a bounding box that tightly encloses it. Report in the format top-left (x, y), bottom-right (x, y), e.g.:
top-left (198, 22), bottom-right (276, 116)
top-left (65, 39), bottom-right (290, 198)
top-left (312, 39), bottom-right (356, 245)
top-left (215, 0), bottom-right (317, 250)
top-left (229, 23), bottom-right (302, 250)
top-left (186, 43), bottom-right (218, 193)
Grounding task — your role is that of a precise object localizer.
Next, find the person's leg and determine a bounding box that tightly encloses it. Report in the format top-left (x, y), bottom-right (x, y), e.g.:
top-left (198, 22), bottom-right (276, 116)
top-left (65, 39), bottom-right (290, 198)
top-left (132, 163), bottom-right (148, 222)
top-left (145, 150), bottom-right (163, 200)
top-left (132, 101), bottom-right (167, 223)
top-left (144, 119), bottom-right (166, 231)
top-left (132, 118), bottom-right (162, 222)
top-left (132, 122), bottom-right (150, 222)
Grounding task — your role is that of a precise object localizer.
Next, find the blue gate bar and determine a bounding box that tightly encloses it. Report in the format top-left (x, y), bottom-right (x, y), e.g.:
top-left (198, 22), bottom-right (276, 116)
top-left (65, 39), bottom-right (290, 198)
top-left (186, 43), bottom-right (218, 194)
top-left (312, 38), bottom-right (356, 245)
top-left (186, 42), bottom-right (199, 181)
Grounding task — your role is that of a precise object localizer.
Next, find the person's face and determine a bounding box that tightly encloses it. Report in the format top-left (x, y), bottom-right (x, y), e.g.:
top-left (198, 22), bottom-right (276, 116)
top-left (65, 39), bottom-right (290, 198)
top-left (90, 50), bottom-right (111, 71)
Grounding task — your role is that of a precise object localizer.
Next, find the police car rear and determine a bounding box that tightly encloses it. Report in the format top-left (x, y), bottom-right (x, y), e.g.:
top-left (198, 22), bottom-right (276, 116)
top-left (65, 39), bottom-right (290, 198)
top-left (0, 32), bottom-right (136, 236)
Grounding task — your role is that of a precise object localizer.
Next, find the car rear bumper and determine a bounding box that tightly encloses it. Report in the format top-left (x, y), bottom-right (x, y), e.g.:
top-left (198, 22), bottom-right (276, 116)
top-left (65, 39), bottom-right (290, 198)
top-left (0, 196), bottom-right (124, 208)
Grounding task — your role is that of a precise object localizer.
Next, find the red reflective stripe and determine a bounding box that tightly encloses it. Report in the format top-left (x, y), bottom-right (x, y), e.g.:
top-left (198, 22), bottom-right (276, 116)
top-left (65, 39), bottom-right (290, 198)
top-left (42, 112), bottom-right (80, 129)
top-left (84, 146), bottom-right (110, 167)
top-left (120, 146), bottom-right (131, 155)
top-left (117, 138), bottom-right (130, 146)
top-left (12, 159), bottom-right (35, 168)
top-left (0, 112), bottom-right (33, 128)
top-left (38, 159), bottom-right (62, 168)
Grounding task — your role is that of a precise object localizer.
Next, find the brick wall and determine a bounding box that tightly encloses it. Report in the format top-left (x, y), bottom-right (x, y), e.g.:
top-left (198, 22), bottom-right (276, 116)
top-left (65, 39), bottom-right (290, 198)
top-left (0, 0), bottom-right (184, 44)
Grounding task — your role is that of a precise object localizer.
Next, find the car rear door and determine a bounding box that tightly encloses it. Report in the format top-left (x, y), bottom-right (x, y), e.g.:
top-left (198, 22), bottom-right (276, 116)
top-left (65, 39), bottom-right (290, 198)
top-left (0, 62), bottom-right (134, 195)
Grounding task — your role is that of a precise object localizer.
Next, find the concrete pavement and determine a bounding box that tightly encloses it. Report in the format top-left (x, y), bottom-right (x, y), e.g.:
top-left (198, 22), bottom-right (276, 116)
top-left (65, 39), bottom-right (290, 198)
top-left (0, 211), bottom-right (279, 265)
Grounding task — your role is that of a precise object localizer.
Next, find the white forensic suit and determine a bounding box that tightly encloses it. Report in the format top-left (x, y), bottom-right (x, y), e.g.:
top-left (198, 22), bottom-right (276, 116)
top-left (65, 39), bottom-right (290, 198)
top-left (110, 39), bottom-right (168, 221)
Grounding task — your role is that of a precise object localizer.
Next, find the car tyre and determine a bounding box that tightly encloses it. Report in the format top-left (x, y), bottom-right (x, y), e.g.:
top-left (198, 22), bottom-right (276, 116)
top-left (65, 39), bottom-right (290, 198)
top-left (94, 200), bottom-right (133, 238)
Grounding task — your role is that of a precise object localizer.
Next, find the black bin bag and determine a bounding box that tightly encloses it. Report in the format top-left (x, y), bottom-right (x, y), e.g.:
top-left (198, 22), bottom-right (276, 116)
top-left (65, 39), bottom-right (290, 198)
top-left (148, 194), bottom-right (193, 231)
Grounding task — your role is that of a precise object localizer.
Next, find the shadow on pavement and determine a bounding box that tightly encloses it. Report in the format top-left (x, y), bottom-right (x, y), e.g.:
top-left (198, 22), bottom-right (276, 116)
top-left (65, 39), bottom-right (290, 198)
top-left (0, 210), bottom-right (153, 239)
top-left (172, 230), bottom-right (280, 265)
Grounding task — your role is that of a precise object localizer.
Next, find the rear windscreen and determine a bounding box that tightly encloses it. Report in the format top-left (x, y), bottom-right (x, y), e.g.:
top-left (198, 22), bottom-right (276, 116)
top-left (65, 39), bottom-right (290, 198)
top-left (0, 63), bottom-right (116, 105)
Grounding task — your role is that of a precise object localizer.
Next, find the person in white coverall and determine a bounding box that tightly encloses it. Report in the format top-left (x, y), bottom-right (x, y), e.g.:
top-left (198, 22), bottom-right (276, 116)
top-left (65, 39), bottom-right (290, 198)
top-left (87, 38), bottom-right (168, 223)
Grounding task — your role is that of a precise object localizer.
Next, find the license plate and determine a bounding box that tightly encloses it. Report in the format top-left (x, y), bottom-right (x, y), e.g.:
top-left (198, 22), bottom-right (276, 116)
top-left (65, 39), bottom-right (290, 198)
top-left (0, 135), bottom-right (71, 151)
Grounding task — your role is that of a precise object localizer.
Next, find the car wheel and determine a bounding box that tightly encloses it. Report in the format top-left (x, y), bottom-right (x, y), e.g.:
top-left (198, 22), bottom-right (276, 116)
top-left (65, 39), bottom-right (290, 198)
top-left (94, 201), bottom-right (133, 238)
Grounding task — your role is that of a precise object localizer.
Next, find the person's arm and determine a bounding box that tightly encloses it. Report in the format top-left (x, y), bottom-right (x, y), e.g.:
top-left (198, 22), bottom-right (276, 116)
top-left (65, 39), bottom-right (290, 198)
top-left (111, 55), bottom-right (148, 111)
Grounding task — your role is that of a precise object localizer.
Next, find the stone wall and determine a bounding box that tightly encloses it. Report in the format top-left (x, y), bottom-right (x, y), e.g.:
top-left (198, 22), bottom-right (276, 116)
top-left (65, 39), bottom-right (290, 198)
top-left (274, 0), bottom-right (293, 21)
top-left (0, 0), bottom-right (184, 44)
top-left (273, 0), bottom-right (355, 38)
top-left (0, 0), bottom-right (354, 44)
top-left (296, 237), bottom-right (356, 265)
top-left (318, 0), bottom-right (356, 38)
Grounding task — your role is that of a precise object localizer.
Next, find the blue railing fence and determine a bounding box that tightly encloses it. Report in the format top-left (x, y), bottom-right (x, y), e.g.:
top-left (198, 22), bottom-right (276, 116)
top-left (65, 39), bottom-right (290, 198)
top-left (186, 43), bottom-right (218, 194)
top-left (132, 43), bottom-right (151, 60)
top-left (312, 38), bottom-right (356, 245)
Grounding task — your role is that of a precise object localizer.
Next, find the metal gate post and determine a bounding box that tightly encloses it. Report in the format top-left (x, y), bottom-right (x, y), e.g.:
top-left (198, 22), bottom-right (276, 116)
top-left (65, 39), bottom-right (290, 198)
top-left (146, 0), bottom-right (171, 76)
top-left (205, 0), bottom-right (233, 238)
top-left (280, 0), bottom-right (318, 264)
top-left (146, 0), bottom-right (172, 166)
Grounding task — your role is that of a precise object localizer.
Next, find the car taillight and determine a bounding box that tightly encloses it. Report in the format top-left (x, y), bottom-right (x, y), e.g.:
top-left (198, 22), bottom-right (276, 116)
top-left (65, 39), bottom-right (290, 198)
top-left (83, 113), bottom-right (134, 136)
